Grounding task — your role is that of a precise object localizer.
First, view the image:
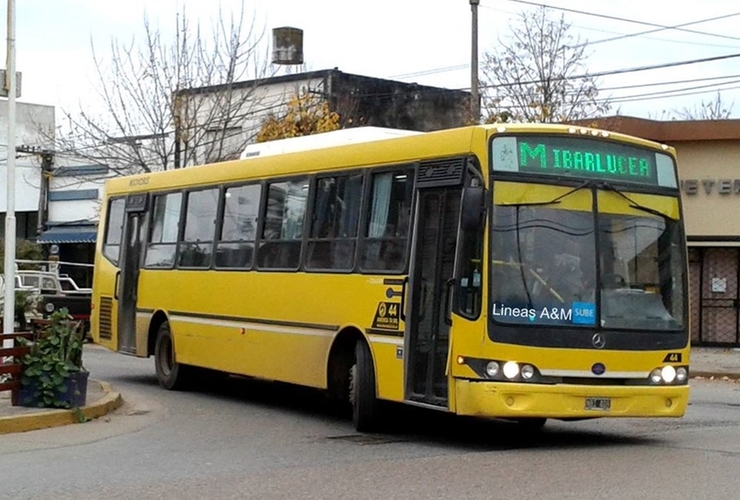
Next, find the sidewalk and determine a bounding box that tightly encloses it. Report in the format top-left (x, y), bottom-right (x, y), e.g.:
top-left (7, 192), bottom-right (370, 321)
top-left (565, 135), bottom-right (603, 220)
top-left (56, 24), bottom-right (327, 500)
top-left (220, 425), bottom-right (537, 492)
top-left (0, 378), bottom-right (123, 435)
top-left (688, 346), bottom-right (740, 380)
top-left (0, 347), bottom-right (738, 434)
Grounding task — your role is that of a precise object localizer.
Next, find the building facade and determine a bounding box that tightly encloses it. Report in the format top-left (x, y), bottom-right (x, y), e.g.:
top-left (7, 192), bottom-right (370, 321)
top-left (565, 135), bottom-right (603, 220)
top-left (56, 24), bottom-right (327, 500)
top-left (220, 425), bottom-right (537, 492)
top-left (0, 100), bottom-right (109, 287)
top-left (175, 68), bottom-right (472, 167)
top-left (581, 116), bottom-right (740, 347)
top-left (0, 101), bottom-right (53, 241)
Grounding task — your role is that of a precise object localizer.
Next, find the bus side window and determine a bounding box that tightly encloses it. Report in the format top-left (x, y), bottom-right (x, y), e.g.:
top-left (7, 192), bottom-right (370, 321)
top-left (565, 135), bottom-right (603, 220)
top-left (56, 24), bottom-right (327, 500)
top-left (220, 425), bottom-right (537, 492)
top-left (144, 192), bottom-right (182, 268)
top-left (103, 198), bottom-right (126, 265)
top-left (178, 188), bottom-right (219, 268)
top-left (257, 178), bottom-right (309, 270)
top-left (306, 174), bottom-right (363, 271)
top-left (215, 184), bottom-right (261, 269)
top-left (360, 169), bottom-right (414, 273)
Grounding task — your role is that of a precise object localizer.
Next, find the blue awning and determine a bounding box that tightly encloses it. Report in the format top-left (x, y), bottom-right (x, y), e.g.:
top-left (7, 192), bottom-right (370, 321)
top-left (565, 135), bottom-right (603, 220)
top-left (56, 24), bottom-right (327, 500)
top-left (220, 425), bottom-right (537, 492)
top-left (37, 225), bottom-right (98, 244)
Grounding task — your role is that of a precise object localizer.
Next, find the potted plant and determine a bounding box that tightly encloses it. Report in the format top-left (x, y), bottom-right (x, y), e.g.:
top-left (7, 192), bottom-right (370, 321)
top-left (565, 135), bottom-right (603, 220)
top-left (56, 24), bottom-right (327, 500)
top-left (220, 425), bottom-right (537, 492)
top-left (15, 307), bottom-right (88, 409)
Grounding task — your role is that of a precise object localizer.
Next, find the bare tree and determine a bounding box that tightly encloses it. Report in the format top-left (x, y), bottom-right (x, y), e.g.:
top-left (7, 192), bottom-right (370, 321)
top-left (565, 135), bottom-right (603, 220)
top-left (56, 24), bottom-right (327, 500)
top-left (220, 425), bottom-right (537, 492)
top-left (52, 3), bottom-right (273, 175)
top-left (480, 6), bottom-right (610, 123)
top-left (673, 92), bottom-right (735, 120)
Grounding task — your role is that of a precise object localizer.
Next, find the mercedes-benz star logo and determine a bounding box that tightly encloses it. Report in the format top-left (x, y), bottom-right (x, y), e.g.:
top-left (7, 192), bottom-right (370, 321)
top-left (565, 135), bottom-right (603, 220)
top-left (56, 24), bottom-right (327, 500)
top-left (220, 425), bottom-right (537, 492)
top-left (592, 333), bottom-right (606, 349)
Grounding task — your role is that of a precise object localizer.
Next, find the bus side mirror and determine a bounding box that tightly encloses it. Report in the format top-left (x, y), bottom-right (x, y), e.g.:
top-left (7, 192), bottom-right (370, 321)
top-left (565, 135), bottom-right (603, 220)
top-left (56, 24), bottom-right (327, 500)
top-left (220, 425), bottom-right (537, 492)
top-left (461, 186), bottom-right (486, 231)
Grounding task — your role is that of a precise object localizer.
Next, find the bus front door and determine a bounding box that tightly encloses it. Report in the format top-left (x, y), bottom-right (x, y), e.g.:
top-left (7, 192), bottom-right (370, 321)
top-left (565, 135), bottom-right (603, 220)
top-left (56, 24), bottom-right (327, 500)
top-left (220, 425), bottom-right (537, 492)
top-left (406, 186), bottom-right (461, 407)
top-left (117, 206), bottom-right (145, 354)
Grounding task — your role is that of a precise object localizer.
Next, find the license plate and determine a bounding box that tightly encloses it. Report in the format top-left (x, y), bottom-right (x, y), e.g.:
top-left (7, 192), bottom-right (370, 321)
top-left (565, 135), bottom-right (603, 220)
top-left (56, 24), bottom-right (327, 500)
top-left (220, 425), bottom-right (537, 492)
top-left (585, 397), bottom-right (611, 411)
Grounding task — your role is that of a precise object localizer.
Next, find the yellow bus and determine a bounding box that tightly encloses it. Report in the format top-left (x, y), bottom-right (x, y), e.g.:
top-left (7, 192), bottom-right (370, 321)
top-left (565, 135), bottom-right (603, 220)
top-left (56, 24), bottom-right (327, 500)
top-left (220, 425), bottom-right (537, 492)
top-left (91, 124), bottom-right (690, 431)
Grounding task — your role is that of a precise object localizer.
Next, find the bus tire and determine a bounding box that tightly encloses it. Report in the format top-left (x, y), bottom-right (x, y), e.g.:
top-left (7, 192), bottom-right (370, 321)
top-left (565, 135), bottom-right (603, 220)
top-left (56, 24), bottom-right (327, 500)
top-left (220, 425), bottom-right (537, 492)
top-left (154, 321), bottom-right (192, 390)
top-left (350, 340), bottom-right (379, 432)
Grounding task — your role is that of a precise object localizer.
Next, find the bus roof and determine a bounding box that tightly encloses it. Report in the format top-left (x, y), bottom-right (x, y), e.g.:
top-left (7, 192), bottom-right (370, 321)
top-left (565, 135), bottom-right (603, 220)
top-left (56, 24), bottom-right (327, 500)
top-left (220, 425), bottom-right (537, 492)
top-left (240, 127), bottom-right (423, 159)
top-left (102, 124), bottom-right (676, 196)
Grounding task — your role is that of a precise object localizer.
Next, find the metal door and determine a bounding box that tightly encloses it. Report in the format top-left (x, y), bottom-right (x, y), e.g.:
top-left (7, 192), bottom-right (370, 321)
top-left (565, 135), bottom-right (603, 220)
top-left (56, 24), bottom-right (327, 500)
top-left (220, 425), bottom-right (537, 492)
top-left (406, 187), bottom-right (461, 406)
top-left (697, 248), bottom-right (740, 346)
top-left (117, 195), bottom-right (147, 354)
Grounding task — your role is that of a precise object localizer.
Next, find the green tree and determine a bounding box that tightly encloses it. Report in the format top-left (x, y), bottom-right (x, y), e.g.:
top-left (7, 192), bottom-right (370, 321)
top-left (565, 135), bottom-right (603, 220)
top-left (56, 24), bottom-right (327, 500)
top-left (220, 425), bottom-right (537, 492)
top-left (480, 6), bottom-right (611, 123)
top-left (0, 239), bottom-right (44, 273)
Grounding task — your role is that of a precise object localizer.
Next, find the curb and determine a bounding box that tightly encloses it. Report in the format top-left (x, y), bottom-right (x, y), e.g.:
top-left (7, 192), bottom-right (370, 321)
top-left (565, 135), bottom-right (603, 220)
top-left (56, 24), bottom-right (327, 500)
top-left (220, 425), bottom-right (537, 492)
top-left (0, 380), bottom-right (123, 435)
top-left (691, 371), bottom-right (740, 381)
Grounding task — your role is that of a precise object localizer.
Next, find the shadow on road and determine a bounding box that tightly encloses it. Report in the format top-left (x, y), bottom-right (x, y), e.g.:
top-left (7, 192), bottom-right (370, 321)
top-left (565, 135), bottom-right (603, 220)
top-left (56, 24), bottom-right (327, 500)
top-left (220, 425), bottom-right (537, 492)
top-left (112, 370), bottom-right (662, 451)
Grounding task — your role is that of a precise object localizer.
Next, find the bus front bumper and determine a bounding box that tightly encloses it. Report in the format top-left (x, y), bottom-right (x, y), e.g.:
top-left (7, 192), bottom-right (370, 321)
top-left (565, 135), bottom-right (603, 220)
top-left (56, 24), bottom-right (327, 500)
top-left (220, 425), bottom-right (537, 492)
top-left (454, 379), bottom-right (689, 419)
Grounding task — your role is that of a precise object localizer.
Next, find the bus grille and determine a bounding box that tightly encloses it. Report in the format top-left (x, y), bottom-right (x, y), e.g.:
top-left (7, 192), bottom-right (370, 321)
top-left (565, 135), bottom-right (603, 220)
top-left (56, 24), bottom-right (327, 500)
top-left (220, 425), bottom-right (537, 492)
top-left (417, 157), bottom-right (465, 187)
top-left (99, 297), bottom-right (113, 340)
top-left (561, 377), bottom-right (628, 386)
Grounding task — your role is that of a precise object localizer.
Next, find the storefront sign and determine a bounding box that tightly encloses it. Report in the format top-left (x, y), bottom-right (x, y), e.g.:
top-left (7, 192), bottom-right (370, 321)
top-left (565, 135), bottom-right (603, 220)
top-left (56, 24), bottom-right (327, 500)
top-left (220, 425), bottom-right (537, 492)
top-left (680, 179), bottom-right (740, 195)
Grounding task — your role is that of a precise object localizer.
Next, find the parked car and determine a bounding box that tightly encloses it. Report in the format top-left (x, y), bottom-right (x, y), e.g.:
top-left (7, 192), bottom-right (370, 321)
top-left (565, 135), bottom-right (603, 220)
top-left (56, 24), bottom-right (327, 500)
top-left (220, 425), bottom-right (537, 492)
top-left (1, 263), bottom-right (92, 332)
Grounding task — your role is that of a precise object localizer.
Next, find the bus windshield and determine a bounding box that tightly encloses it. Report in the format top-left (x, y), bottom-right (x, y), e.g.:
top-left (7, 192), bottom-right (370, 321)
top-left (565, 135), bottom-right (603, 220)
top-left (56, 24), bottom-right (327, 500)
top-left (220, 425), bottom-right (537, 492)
top-left (491, 181), bottom-right (684, 331)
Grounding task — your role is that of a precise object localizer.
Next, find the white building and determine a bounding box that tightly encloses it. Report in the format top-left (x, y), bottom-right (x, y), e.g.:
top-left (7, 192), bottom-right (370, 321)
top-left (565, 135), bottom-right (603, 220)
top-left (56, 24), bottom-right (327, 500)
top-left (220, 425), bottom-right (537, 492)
top-left (0, 100), bottom-right (109, 286)
top-left (0, 100), bottom-right (51, 240)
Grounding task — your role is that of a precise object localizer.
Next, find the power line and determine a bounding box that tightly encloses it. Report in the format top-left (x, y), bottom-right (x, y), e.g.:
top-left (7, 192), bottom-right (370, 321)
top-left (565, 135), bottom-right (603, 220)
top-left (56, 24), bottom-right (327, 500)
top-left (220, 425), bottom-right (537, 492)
top-left (599, 73), bottom-right (740, 92)
top-left (389, 10), bottom-right (740, 84)
top-left (604, 81), bottom-right (740, 105)
top-left (576, 11), bottom-right (740, 48)
top-left (504, 0), bottom-right (740, 42)
top-left (480, 2), bottom-right (740, 50)
top-left (478, 52), bottom-right (740, 91)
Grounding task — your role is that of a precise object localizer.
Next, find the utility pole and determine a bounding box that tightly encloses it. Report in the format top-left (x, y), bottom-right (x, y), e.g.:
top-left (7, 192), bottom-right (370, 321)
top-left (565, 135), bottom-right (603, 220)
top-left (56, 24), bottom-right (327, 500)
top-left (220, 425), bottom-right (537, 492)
top-left (17, 145), bottom-right (54, 236)
top-left (470, 0), bottom-right (480, 123)
top-left (3, 0), bottom-right (17, 338)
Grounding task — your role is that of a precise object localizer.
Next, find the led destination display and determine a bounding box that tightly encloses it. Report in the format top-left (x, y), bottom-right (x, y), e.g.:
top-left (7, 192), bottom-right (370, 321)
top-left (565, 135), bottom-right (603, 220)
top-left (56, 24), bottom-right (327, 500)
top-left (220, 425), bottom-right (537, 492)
top-left (491, 135), bottom-right (677, 187)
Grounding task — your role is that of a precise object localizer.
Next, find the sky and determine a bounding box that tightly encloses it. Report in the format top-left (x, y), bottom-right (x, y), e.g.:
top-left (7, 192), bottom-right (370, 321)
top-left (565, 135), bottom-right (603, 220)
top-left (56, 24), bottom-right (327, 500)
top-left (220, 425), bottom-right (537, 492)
top-left (4, 0), bottom-right (740, 120)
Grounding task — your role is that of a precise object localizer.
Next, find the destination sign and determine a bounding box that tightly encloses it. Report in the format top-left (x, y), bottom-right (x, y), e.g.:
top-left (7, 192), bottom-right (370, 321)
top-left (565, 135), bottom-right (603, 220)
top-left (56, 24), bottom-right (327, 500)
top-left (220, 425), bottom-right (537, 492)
top-left (491, 135), bottom-right (678, 188)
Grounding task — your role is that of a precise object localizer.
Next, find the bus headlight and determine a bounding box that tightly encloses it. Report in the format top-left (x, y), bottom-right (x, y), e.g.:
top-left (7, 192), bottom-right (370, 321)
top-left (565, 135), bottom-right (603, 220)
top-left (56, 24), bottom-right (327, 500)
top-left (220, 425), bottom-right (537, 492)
top-left (521, 364), bottom-right (535, 380)
top-left (661, 365), bottom-right (677, 383)
top-left (462, 358), bottom-right (541, 382)
top-left (485, 361), bottom-right (500, 378)
top-left (503, 361), bottom-right (520, 379)
top-left (650, 365), bottom-right (687, 384)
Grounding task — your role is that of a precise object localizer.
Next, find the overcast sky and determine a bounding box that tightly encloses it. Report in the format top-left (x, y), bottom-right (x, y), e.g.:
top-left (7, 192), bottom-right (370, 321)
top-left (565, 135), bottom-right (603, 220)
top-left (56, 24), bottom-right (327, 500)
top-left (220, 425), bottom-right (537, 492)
top-left (5, 0), bottom-right (740, 119)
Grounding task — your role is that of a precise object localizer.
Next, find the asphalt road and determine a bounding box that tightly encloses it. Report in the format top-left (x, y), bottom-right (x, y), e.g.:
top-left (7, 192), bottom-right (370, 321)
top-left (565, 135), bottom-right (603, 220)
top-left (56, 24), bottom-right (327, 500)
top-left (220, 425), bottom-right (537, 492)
top-left (2, 345), bottom-right (740, 500)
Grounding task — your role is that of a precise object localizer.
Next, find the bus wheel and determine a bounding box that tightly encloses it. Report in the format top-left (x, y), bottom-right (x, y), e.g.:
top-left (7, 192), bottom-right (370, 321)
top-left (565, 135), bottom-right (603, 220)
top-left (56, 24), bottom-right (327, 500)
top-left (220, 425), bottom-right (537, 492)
top-left (154, 321), bottom-right (191, 390)
top-left (516, 417), bottom-right (547, 430)
top-left (349, 340), bottom-right (379, 432)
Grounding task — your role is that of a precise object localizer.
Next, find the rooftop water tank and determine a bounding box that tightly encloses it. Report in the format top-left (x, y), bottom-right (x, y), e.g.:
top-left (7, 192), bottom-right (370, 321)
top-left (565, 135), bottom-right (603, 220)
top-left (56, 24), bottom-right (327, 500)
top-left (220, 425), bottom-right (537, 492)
top-left (272, 27), bottom-right (304, 65)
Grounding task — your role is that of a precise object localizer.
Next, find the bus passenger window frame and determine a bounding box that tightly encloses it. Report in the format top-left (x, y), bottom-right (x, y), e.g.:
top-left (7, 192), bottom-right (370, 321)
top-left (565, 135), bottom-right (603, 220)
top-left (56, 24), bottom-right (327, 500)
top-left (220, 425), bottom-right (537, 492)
top-left (177, 186), bottom-right (219, 269)
top-left (305, 171), bottom-right (364, 273)
top-left (102, 197), bottom-right (127, 266)
top-left (358, 165), bottom-right (416, 275)
top-left (143, 191), bottom-right (183, 269)
top-left (214, 181), bottom-right (263, 271)
top-left (256, 176), bottom-right (310, 271)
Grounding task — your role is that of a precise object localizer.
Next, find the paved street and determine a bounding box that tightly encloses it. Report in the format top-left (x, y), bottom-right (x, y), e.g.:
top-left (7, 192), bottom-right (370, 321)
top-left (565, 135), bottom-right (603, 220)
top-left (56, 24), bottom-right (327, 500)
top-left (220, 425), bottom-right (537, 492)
top-left (2, 346), bottom-right (740, 500)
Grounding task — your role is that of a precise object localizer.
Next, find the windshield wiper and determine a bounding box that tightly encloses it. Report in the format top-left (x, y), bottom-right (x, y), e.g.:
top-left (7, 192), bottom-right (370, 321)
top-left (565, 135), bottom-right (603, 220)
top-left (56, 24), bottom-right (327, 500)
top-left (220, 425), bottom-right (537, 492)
top-left (597, 181), bottom-right (678, 222)
top-left (501, 180), bottom-right (591, 208)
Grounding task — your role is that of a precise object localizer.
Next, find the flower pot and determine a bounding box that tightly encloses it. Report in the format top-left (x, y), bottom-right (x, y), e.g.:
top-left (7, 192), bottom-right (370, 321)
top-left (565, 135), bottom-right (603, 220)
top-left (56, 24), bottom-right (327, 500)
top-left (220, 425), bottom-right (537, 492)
top-left (14, 370), bottom-right (90, 408)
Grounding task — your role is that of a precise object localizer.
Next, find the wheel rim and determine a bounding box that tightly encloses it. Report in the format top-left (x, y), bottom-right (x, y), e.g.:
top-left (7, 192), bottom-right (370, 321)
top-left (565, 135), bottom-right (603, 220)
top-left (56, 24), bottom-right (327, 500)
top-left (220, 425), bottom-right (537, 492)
top-left (158, 335), bottom-right (173, 376)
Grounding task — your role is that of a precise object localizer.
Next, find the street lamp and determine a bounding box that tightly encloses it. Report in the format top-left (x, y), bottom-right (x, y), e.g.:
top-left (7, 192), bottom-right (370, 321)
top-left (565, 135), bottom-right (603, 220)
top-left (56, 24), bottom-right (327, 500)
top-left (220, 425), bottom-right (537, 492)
top-left (470, 0), bottom-right (480, 123)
